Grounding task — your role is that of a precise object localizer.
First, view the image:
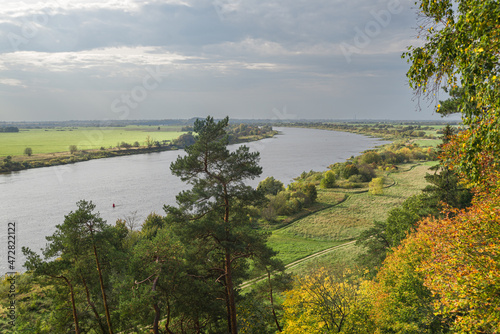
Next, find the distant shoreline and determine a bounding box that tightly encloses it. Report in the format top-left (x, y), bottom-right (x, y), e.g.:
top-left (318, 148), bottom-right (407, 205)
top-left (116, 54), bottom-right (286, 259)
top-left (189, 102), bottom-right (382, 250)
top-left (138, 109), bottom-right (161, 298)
top-left (0, 131), bottom-right (278, 174)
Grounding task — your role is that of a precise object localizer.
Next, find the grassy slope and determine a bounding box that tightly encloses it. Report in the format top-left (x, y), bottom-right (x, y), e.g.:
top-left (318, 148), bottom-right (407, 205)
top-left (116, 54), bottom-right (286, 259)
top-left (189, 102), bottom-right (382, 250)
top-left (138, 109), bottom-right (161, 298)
top-left (0, 126), bottom-right (185, 157)
top-left (268, 163), bottom-right (433, 270)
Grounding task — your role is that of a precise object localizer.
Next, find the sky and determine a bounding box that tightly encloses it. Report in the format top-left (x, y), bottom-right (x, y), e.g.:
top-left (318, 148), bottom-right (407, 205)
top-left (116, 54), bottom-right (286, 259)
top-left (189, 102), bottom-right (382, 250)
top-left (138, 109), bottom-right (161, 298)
top-left (0, 0), bottom-right (459, 122)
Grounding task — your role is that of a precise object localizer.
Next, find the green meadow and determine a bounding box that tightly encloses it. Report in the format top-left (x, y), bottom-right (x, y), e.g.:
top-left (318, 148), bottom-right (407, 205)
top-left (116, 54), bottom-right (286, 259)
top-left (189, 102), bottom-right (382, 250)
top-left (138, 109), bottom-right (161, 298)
top-left (0, 126), bottom-right (185, 157)
top-left (268, 163), bottom-right (434, 270)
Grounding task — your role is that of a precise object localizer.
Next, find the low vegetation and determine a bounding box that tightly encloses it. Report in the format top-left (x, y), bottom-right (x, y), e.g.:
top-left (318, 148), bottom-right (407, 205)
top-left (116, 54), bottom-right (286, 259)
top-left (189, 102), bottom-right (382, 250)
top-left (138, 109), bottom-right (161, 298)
top-left (0, 123), bottom-right (276, 173)
top-left (278, 121), bottom-right (461, 143)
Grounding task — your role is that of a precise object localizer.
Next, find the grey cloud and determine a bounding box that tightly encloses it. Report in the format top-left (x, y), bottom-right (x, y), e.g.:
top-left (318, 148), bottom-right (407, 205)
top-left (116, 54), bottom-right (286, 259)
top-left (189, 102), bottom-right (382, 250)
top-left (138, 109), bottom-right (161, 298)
top-left (0, 0), bottom-right (447, 121)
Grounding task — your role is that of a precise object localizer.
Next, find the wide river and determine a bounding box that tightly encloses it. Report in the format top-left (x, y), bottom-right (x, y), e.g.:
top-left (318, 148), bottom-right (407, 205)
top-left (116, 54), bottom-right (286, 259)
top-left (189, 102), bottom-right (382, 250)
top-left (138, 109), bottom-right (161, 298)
top-left (0, 127), bottom-right (389, 274)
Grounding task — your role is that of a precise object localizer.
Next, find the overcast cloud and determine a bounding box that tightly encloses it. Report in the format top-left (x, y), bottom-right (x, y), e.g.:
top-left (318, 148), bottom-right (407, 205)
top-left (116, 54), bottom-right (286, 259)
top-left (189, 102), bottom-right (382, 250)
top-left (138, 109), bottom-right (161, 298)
top-left (0, 0), bottom-right (457, 121)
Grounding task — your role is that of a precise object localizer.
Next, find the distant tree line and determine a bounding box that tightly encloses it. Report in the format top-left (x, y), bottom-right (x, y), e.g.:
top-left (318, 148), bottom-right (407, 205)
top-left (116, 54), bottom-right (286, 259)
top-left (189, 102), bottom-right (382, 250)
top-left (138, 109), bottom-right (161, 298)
top-left (0, 126), bottom-right (19, 133)
top-left (280, 122), bottom-right (447, 140)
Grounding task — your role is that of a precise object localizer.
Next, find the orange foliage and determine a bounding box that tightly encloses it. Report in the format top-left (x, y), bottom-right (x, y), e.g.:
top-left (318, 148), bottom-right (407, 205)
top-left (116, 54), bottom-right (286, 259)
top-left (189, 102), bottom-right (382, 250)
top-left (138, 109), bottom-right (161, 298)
top-left (362, 230), bottom-right (442, 333)
top-left (414, 185), bottom-right (500, 332)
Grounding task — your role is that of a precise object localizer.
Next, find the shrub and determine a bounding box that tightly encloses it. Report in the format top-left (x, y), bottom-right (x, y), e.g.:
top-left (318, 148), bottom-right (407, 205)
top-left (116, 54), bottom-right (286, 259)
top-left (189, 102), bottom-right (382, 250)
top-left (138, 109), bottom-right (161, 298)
top-left (69, 145), bottom-right (78, 154)
top-left (341, 164), bottom-right (359, 179)
top-left (174, 133), bottom-right (195, 148)
top-left (261, 183), bottom-right (317, 221)
top-left (357, 164), bottom-right (376, 182)
top-left (271, 192), bottom-right (292, 216)
top-left (348, 174), bottom-right (365, 183)
top-left (257, 177), bottom-right (285, 195)
top-left (320, 170), bottom-right (336, 188)
top-left (359, 151), bottom-right (381, 165)
top-left (369, 177), bottom-right (384, 195)
top-left (337, 180), bottom-right (362, 189)
top-left (380, 150), bottom-right (398, 164)
top-left (294, 170), bottom-right (322, 183)
top-left (301, 183), bottom-right (318, 204)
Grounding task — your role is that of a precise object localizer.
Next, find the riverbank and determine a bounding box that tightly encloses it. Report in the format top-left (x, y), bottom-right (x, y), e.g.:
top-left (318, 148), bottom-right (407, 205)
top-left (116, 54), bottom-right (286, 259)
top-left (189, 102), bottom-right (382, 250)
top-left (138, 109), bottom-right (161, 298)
top-left (0, 128), bottom-right (277, 174)
top-left (276, 121), bottom-right (456, 146)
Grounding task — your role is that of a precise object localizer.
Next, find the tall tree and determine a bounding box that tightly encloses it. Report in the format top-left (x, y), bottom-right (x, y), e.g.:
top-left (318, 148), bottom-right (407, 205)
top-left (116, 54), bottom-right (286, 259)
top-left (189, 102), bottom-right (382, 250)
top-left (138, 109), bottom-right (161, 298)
top-left (166, 116), bottom-right (276, 334)
top-left (130, 228), bottom-right (184, 334)
top-left (403, 0), bottom-right (500, 185)
top-left (23, 200), bottom-right (118, 334)
top-left (23, 248), bottom-right (82, 334)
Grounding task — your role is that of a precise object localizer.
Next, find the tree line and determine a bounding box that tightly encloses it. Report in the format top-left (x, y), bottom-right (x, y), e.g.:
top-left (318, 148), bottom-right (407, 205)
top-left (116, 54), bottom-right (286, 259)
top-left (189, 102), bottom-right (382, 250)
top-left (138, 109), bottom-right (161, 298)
top-left (0, 127), bottom-right (19, 133)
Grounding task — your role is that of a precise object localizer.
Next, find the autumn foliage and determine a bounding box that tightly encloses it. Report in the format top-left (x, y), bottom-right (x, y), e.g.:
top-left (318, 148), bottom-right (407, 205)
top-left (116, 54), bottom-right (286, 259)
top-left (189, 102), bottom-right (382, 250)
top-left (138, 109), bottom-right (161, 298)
top-left (416, 184), bottom-right (500, 332)
top-left (281, 268), bottom-right (358, 334)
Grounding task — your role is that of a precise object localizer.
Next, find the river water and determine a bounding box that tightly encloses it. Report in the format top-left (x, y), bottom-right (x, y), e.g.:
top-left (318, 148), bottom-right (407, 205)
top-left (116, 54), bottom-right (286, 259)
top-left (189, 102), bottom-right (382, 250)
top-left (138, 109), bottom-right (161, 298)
top-left (0, 127), bottom-right (389, 273)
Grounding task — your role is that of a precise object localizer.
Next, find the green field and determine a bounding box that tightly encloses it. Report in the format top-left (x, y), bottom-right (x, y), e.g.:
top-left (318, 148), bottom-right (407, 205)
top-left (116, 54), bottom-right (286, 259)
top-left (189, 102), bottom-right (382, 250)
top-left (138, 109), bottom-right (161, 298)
top-left (413, 139), bottom-right (442, 147)
top-left (268, 163), bottom-right (433, 269)
top-left (0, 126), bottom-right (185, 157)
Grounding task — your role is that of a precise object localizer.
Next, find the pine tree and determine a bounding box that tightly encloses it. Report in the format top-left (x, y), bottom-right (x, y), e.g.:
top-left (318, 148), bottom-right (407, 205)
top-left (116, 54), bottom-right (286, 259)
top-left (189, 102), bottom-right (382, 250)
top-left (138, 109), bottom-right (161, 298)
top-left (165, 116), bottom-right (278, 334)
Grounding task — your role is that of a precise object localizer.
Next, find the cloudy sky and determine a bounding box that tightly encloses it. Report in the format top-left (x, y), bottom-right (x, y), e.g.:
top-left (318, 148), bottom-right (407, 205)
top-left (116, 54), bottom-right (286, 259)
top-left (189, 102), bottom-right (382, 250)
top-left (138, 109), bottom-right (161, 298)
top-left (0, 0), bottom-right (457, 121)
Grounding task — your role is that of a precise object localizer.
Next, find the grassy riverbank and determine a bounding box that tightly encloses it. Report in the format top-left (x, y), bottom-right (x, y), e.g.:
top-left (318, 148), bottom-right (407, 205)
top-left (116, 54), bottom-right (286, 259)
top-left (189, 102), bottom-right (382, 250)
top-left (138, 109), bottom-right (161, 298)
top-left (267, 163), bottom-right (436, 273)
top-left (0, 126), bottom-right (185, 157)
top-left (277, 121), bottom-right (460, 147)
top-left (0, 124), bottom-right (277, 173)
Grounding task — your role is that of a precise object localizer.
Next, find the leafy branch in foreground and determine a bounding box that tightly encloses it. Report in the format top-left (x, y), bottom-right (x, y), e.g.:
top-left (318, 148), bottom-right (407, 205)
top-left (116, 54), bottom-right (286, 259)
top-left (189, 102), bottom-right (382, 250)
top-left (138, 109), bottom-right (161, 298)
top-left (403, 0), bottom-right (500, 184)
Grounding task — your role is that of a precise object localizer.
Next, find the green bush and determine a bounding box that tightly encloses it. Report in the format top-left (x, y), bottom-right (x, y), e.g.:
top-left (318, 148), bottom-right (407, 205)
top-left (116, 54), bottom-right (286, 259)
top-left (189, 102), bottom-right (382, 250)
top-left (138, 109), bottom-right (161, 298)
top-left (257, 177), bottom-right (285, 195)
top-left (369, 177), bottom-right (384, 195)
top-left (320, 170), bottom-right (336, 188)
top-left (358, 151), bottom-right (381, 165)
top-left (357, 164), bottom-right (376, 182)
top-left (69, 145), bottom-right (78, 154)
top-left (348, 174), bottom-right (365, 183)
top-left (341, 164), bottom-right (359, 179)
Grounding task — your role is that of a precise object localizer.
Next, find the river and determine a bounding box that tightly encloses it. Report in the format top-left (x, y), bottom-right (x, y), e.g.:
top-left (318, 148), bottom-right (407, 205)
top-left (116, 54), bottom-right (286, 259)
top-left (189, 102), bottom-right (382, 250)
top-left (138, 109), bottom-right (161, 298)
top-left (0, 127), bottom-right (389, 273)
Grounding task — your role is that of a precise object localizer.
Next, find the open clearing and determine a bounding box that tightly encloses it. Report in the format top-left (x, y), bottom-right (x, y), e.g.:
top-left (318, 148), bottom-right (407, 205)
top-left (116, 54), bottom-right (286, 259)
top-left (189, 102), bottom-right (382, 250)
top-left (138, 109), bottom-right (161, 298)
top-left (0, 126), bottom-right (185, 157)
top-left (268, 163), bottom-right (433, 269)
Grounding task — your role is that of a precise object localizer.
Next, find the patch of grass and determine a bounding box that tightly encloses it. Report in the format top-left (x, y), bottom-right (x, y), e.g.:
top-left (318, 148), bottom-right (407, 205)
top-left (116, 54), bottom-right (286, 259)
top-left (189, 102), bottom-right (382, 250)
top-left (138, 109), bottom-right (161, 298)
top-left (261, 191), bottom-right (346, 230)
top-left (269, 163), bottom-right (433, 266)
top-left (286, 242), bottom-right (366, 276)
top-left (413, 139), bottom-right (442, 147)
top-left (387, 164), bottom-right (431, 197)
top-left (267, 233), bottom-right (341, 265)
top-left (316, 189), bottom-right (347, 205)
top-left (0, 127), bottom-right (185, 157)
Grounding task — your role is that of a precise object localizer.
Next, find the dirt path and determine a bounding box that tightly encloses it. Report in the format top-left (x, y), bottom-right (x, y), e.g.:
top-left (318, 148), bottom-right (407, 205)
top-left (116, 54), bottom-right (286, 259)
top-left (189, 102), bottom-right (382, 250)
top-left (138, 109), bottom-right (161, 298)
top-left (240, 240), bottom-right (356, 290)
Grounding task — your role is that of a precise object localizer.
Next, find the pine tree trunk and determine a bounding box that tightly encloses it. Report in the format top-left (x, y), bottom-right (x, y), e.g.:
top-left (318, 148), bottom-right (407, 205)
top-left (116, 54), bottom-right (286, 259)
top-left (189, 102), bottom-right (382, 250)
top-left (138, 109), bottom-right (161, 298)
top-left (81, 275), bottom-right (107, 333)
top-left (93, 243), bottom-right (114, 334)
top-left (225, 250), bottom-right (238, 334)
top-left (60, 276), bottom-right (80, 334)
top-left (152, 276), bottom-right (160, 334)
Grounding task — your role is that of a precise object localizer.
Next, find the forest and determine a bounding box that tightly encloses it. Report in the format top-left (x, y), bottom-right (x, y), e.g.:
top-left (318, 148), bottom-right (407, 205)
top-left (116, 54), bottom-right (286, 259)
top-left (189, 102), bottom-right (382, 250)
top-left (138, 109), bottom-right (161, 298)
top-left (2, 0), bottom-right (500, 333)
